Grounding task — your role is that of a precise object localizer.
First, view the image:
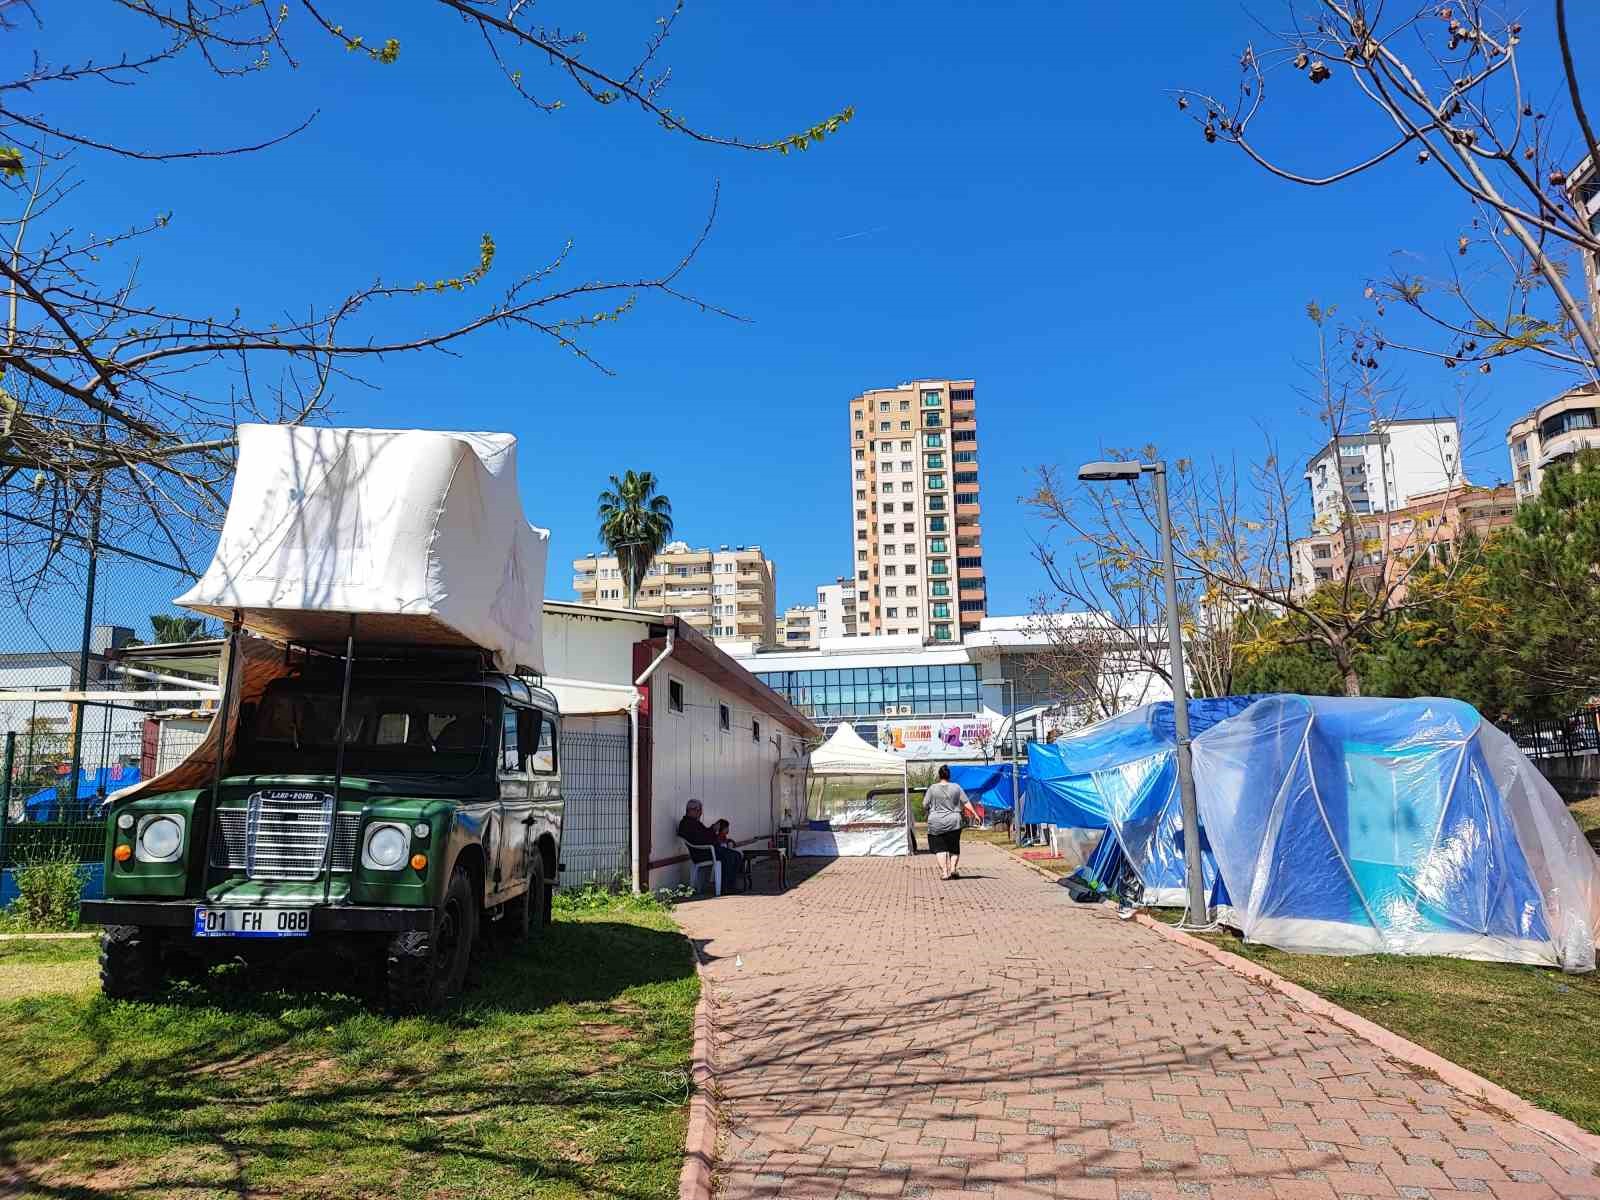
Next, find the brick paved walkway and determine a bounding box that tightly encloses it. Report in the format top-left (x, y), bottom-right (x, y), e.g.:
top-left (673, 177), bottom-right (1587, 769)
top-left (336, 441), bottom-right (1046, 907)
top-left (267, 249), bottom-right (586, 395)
top-left (673, 841), bottom-right (1600, 1200)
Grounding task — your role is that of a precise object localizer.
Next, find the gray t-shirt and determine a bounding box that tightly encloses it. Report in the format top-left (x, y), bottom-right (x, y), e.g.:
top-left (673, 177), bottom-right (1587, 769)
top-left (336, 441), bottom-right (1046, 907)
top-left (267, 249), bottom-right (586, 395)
top-left (925, 781), bottom-right (969, 836)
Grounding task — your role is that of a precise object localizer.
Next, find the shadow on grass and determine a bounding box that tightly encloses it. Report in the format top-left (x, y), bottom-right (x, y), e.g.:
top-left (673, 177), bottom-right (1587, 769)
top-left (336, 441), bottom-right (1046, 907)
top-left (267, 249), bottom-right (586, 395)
top-left (0, 915), bottom-right (698, 1200)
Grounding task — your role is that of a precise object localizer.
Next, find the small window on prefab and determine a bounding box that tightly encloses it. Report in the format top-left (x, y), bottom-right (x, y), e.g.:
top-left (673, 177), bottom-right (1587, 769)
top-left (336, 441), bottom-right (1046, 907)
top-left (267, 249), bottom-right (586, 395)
top-left (668, 678), bottom-right (685, 714)
top-left (752, 718), bottom-right (761, 743)
top-left (719, 703), bottom-right (731, 732)
top-left (529, 713), bottom-right (557, 774)
top-left (501, 708), bottom-right (525, 772)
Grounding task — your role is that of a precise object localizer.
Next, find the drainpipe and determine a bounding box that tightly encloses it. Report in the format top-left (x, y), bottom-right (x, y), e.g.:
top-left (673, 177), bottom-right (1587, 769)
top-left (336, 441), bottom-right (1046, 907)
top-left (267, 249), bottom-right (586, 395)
top-left (630, 626), bottom-right (676, 894)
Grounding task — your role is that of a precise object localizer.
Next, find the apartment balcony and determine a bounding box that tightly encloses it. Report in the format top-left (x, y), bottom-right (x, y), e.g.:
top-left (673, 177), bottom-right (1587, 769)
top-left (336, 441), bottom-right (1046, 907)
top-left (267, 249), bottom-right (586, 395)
top-left (574, 576), bottom-right (597, 592)
top-left (956, 523), bottom-right (982, 543)
top-left (958, 565), bottom-right (984, 581)
top-left (952, 417), bottom-right (976, 434)
top-left (1537, 428), bottom-right (1600, 468)
top-left (573, 557), bottom-right (599, 571)
top-left (951, 401), bottom-right (975, 420)
top-left (955, 502), bottom-right (980, 519)
top-left (663, 589), bottom-right (711, 608)
top-left (735, 588), bottom-right (764, 603)
top-left (662, 569), bottom-right (711, 586)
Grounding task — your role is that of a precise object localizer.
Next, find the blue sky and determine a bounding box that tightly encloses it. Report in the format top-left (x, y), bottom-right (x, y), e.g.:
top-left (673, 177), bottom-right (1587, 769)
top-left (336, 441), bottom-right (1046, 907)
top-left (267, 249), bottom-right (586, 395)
top-left (31, 3), bottom-right (1600, 619)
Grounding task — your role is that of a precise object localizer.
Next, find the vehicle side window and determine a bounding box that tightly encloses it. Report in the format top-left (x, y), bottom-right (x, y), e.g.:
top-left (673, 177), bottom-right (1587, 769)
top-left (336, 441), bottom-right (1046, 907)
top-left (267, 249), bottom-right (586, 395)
top-left (501, 708), bottom-right (523, 773)
top-left (529, 715), bottom-right (558, 775)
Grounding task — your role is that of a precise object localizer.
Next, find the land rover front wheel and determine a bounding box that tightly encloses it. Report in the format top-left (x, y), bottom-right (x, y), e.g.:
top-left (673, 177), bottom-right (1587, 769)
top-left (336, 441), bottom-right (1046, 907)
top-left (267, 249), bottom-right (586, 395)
top-left (384, 864), bottom-right (478, 1013)
top-left (100, 925), bottom-right (165, 1000)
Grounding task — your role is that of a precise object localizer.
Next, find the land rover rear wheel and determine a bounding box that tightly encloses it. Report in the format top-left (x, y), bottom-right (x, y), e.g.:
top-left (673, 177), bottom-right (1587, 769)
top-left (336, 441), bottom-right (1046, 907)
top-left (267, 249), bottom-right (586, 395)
top-left (100, 925), bottom-right (165, 1000)
top-left (384, 864), bottom-right (478, 1014)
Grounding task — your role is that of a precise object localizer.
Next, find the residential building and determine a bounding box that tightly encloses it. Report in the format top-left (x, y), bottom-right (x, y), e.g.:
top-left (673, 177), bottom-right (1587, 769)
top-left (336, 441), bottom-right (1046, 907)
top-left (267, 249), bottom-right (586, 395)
top-left (1289, 484), bottom-right (1517, 601)
top-left (1566, 154), bottom-right (1600, 330)
top-left (814, 578), bottom-right (854, 641)
top-left (1505, 385), bottom-right (1600, 502)
top-left (1304, 417), bottom-right (1466, 529)
top-left (780, 604), bottom-right (818, 649)
top-left (729, 615), bottom-right (1170, 761)
top-left (848, 378), bottom-right (987, 645)
top-left (572, 541), bottom-right (778, 647)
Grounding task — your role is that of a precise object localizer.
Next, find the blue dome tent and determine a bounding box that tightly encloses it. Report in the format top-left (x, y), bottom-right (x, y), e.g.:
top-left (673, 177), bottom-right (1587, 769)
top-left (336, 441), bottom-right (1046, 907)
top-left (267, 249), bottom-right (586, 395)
top-left (1023, 697), bottom-right (1260, 905)
top-left (1192, 696), bottom-right (1600, 972)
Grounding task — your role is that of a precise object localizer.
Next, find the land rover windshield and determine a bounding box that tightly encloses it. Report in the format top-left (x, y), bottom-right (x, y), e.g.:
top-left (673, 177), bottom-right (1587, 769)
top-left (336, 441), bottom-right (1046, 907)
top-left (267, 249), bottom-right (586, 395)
top-left (237, 681), bottom-right (497, 778)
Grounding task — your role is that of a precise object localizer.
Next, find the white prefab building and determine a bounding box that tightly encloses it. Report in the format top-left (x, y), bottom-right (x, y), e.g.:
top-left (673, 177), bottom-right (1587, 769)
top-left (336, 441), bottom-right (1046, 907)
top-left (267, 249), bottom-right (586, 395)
top-left (542, 602), bottom-right (818, 892)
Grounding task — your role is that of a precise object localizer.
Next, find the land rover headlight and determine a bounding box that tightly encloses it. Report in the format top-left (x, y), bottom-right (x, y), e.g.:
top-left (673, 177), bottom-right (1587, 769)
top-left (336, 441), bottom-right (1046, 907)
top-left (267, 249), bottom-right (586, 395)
top-left (136, 814), bottom-right (185, 863)
top-left (362, 823), bottom-right (410, 871)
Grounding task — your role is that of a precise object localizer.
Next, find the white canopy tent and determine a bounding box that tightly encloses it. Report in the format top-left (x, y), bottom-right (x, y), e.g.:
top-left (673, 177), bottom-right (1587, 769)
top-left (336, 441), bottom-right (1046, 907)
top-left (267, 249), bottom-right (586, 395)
top-left (787, 723), bottom-right (913, 857)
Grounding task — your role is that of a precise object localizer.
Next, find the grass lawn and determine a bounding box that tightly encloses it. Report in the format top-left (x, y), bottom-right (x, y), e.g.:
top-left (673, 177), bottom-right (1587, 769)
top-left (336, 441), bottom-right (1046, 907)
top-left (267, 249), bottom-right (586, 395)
top-left (1148, 909), bottom-right (1600, 1136)
top-left (0, 896), bottom-right (699, 1199)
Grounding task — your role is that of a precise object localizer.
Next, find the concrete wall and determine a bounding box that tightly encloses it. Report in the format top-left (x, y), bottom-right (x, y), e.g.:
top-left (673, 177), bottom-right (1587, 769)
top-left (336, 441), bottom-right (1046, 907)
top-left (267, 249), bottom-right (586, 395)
top-left (1534, 754), bottom-right (1600, 802)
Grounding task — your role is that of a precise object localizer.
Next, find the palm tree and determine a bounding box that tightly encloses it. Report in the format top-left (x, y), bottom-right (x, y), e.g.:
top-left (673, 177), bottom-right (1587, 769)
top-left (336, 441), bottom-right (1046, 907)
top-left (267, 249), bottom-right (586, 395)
top-left (147, 614), bottom-right (215, 643)
top-left (597, 471), bottom-right (674, 606)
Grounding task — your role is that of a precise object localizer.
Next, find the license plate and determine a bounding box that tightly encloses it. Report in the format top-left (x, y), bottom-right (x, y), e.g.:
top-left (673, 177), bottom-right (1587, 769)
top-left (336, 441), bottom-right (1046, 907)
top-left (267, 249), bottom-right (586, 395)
top-left (193, 907), bottom-right (311, 938)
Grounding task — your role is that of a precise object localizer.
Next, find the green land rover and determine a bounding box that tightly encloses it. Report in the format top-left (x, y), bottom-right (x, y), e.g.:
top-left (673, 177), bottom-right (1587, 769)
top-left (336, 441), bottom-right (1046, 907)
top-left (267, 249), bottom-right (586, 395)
top-left (81, 656), bottom-right (563, 1012)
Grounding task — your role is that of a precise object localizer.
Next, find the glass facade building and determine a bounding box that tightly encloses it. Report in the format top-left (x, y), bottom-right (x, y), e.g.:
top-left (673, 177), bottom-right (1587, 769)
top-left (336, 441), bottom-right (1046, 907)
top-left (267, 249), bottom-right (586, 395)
top-left (753, 663), bottom-right (981, 722)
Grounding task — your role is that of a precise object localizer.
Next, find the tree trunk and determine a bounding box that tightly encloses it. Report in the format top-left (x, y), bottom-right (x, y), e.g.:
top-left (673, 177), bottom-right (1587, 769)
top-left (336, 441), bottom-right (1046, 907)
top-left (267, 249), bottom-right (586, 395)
top-left (1333, 642), bottom-right (1363, 698)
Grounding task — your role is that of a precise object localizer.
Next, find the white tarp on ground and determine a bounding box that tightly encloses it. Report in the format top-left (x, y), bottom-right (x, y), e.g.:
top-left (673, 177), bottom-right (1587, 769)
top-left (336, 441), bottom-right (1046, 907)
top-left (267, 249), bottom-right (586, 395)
top-left (179, 425), bottom-right (550, 673)
top-left (793, 723), bottom-right (912, 857)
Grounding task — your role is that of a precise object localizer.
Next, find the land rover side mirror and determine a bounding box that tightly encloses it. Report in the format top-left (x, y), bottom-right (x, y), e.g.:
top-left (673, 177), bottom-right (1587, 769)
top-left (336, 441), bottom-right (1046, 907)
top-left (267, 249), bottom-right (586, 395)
top-left (518, 710), bottom-right (537, 758)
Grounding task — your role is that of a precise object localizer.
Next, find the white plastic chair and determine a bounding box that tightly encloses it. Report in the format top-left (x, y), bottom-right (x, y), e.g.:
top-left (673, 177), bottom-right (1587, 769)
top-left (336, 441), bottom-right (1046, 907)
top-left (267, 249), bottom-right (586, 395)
top-left (682, 840), bottom-right (722, 896)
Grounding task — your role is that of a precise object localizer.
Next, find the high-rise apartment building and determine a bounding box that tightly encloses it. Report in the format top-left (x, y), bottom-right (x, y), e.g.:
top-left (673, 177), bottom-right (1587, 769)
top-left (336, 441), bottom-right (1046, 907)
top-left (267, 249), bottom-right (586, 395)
top-left (572, 541), bottom-right (778, 647)
top-left (1304, 417), bottom-right (1465, 530)
top-left (848, 379), bottom-right (986, 643)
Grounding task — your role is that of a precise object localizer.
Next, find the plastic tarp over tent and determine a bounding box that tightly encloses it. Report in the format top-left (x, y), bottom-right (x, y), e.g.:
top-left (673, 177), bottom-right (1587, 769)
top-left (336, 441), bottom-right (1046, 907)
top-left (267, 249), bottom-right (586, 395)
top-left (178, 424), bottom-right (550, 673)
top-left (947, 764), bottom-right (1025, 818)
top-left (1193, 696), bottom-right (1600, 972)
top-left (795, 723), bottom-right (912, 857)
top-left (1024, 697), bottom-right (1260, 905)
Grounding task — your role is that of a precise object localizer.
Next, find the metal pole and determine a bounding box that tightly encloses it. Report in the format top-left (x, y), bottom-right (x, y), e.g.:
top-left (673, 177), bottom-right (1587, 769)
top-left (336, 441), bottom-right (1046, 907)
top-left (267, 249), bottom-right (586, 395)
top-left (209, 617), bottom-right (242, 816)
top-left (1152, 462), bottom-right (1208, 925)
top-left (1008, 679), bottom-right (1021, 834)
top-left (1, 731), bottom-right (15, 868)
top-left (322, 615), bottom-right (357, 905)
top-left (66, 470), bottom-right (104, 809)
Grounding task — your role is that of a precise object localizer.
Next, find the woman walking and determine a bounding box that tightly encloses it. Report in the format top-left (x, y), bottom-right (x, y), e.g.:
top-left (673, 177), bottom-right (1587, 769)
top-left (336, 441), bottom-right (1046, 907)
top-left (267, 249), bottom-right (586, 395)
top-left (925, 764), bottom-right (980, 880)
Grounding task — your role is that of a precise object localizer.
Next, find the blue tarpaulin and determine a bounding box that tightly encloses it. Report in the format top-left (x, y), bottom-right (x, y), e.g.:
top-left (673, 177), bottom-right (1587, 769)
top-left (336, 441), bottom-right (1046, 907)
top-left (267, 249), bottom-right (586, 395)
top-left (22, 765), bottom-right (140, 821)
top-left (1022, 697), bottom-right (1262, 905)
top-left (1193, 695), bottom-right (1600, 971)
top-left (947, 763), bottom-right (1026, 812)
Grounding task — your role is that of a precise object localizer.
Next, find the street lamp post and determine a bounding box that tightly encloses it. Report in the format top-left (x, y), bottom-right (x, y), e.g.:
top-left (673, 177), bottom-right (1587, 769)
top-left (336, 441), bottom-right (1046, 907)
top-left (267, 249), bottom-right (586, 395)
top-left (983, 677), bottom-right (1023, 838)
top-left (1076, 458), bottom-right (1208, 925)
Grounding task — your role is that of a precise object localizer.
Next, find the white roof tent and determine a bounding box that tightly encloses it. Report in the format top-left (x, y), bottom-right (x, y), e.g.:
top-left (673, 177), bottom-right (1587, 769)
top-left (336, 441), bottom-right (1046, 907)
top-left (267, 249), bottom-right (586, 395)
top-left (178, 424), bottom-right (550, 674)
top-left (784, 723), bottom-right (914, 857)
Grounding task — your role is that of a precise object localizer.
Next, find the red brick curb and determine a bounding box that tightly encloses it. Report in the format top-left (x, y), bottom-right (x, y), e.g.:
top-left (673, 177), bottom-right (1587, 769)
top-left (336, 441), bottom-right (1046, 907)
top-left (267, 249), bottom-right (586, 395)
top-left (1132, 911), bottom-right (1600, 1166)
top-left (678, 941), bottom-right (719, 1200)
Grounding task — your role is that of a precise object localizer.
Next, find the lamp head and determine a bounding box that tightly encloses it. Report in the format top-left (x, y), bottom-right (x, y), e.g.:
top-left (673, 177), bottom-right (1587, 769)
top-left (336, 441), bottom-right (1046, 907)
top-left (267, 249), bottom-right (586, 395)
top-left (1076, 460), bottom-right (1143, 483)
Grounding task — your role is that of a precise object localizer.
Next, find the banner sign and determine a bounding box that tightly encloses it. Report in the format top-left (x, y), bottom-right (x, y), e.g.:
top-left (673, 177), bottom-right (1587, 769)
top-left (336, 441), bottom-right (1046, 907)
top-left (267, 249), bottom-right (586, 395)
top-left (875, 718), bottom-right (996, 761)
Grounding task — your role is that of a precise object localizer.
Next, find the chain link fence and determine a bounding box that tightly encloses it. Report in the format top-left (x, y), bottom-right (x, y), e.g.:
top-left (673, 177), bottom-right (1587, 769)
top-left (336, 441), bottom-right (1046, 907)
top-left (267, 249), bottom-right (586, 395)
top-left (1, 503), bottom-right (216, 897)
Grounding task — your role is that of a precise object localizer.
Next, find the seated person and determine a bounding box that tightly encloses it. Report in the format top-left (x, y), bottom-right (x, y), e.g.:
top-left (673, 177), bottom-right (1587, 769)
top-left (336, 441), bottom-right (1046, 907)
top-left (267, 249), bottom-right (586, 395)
top-left (678, 798), bottom-right (744, 887)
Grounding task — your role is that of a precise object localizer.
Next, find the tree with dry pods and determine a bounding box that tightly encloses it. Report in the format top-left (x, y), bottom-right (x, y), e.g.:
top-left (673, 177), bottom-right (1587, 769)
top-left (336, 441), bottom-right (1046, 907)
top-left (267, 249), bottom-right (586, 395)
top-left (1027, 306), bottom-right (1489, 699)
top-left (0, 0), bottom-right (851, 600)
top-left (1177, 1), bottom-right (1600, 386)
